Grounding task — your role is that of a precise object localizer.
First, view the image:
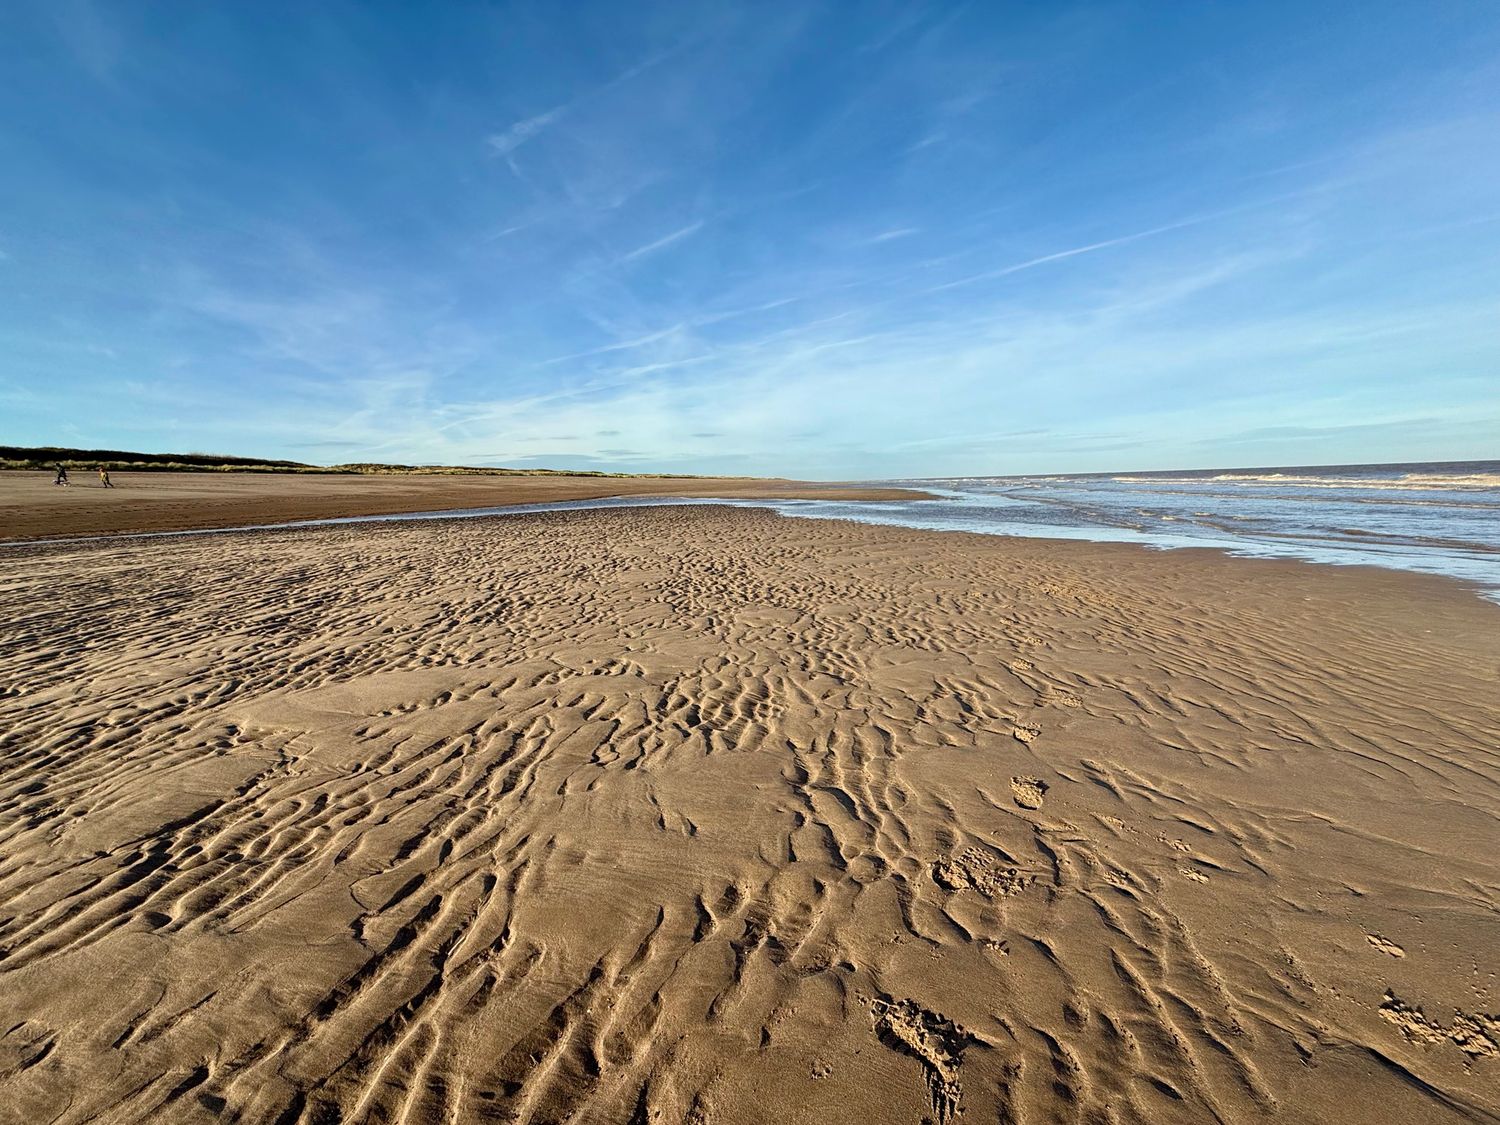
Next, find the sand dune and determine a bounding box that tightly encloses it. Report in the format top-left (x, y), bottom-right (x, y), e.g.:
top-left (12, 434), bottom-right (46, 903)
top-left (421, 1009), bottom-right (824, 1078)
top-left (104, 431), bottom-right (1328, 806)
top-left (0, 507), bottom-right (1496, 1123)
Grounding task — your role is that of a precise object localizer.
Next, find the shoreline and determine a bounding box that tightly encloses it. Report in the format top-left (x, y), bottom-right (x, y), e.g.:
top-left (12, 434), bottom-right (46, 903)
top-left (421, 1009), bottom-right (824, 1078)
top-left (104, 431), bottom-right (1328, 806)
top-left (0, 469), bottom-right (933, 541)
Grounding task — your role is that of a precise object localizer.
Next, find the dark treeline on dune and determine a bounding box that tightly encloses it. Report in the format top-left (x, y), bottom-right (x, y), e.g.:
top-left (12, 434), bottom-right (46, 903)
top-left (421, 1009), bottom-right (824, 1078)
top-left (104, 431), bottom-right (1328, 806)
top-left (4, 445), bottom-right (307, 471)
top-left (0, 445), bottom-right (704, 478)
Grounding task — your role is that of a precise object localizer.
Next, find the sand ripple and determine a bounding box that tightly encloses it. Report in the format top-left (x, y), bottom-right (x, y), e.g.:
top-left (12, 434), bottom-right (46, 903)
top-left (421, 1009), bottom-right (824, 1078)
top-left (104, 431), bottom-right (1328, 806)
top-left (0, 507), bottom-right (1496, 1123)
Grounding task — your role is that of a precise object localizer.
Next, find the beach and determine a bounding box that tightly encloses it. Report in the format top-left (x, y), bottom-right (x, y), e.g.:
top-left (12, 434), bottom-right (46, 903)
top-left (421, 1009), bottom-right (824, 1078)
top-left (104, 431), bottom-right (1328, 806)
top-left (0, 471), bottom-right (925, 541)
top-left (0, 505), bottom-right (1496, 1123)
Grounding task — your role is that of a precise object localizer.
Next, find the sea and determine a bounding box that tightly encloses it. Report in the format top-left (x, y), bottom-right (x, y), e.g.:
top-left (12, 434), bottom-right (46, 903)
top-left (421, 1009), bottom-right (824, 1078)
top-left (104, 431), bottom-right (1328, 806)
top-left (777, 459), bottom-right (1500, 601)
top-left (13, 460), bottom-right (1500, 601)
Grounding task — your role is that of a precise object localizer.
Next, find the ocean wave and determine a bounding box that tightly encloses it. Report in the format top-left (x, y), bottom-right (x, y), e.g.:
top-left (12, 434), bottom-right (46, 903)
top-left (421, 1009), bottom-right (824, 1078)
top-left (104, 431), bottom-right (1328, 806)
top-left (1105, 473), bottom-right (1500, 492)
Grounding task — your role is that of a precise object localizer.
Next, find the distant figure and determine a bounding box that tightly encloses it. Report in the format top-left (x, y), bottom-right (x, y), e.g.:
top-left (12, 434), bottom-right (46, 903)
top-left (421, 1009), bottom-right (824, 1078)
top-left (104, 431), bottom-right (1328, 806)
top-left (53, 464), bottom-right (69, 486)
top-left (98, 465), bottom-right (113, 488)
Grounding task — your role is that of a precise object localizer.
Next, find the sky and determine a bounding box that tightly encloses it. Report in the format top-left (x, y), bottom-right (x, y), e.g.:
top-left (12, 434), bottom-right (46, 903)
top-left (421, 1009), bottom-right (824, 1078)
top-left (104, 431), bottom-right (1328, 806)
top-left (2, 1), bottom-right (1498, 478)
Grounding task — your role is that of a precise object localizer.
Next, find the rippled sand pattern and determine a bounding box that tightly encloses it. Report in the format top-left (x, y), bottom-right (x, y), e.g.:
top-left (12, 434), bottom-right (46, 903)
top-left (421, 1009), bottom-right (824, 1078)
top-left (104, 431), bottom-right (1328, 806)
top-left (1, 507), bottom-right (1496, 1124)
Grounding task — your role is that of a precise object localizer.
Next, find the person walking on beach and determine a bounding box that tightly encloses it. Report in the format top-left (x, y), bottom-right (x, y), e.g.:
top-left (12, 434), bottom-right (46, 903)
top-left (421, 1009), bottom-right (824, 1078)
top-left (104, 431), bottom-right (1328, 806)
top-left (53, 464), bottom-right (68, 486)
top-left (98, 465), bottom-right (113, 488)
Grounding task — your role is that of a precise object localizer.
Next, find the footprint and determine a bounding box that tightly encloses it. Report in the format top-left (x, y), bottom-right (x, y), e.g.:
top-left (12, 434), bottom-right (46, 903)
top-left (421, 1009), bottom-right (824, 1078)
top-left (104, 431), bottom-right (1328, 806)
top-left (1380, 992), bottom-right (1499, 1060)
top-left (1010, 776), bottom-right (1047, 810)
top-left (932, 849), bottom-right (1031, 898)
top-left (869, 996), bottom-right (972, 1124)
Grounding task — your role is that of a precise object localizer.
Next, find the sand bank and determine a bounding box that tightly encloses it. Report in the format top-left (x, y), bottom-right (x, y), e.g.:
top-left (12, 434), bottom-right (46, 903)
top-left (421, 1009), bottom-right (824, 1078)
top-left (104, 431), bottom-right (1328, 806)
top-left (0, 470), bottom-right (929, 541)
top-left (0, 507), bottom-right (1496, 1123)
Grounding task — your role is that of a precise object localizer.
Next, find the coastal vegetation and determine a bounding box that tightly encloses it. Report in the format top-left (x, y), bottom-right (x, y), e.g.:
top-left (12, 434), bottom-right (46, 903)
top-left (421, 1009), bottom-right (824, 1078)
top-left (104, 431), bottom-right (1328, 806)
top-left (0, 445), bottom-right (707, 478)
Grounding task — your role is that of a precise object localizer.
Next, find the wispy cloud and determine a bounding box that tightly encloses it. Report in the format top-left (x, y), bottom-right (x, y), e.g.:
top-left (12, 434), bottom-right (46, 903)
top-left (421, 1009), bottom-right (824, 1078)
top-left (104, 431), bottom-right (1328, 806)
top-left (615, 220), bottom-right (705, 265)
top-left (541, 325), bottom-right (687, 365)
top-left (487, 106), bottom-right (567, 156)
top-left (924, 211), bottom-right (1238, 295)
top-left (46, 0), bottom-right (125, 86)
top-left (862, 228), bottom-right (920, 244)
top-left (484, 41), bottom-right (687, 161)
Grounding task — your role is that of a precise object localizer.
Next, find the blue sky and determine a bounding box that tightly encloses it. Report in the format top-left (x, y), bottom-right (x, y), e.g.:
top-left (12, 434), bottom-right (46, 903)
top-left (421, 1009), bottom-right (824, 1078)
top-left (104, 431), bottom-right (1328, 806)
top-left (2, 1), bottom-right (1498, 477)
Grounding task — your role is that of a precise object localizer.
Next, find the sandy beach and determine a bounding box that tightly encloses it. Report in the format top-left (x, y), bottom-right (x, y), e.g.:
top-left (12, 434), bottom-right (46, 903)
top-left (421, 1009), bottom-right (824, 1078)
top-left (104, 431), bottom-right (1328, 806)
top-left (0, 472), bottom-right (926, 541)
top-left (1, 506), bottom-right (1497, 1124)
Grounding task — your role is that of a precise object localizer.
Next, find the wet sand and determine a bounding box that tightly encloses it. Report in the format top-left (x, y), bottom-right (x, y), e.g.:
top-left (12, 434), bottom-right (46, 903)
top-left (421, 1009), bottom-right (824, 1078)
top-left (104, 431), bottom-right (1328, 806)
top-left (0, 506), bottom-right (1496, 1123)
top-left (0, 471), bottom-right (927, 541)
